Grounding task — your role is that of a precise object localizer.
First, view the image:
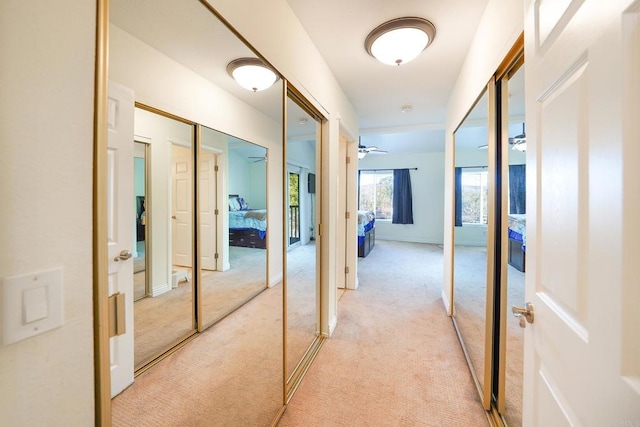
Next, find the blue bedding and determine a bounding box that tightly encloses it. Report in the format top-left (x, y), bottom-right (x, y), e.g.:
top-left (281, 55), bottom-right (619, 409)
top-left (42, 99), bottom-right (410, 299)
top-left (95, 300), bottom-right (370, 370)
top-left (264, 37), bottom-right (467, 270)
top-left (357, 210), bottom-right (375, 246)
top-left (229, 209), bottom-right (267, 239)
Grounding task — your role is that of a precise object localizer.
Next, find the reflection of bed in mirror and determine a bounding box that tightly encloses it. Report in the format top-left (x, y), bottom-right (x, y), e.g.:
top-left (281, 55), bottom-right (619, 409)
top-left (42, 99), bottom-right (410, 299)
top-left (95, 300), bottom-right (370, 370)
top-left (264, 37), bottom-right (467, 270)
top-left (228, 195), bottom-right (267, 249)
top-left (357, 210), bottom-right (375, 258)
top-left (508, 214), bottom-right (526, 272)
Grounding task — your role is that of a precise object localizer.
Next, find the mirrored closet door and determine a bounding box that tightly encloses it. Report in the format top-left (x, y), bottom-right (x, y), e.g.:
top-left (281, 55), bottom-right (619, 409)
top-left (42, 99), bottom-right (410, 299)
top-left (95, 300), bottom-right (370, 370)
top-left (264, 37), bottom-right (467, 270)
top-left (452, 86), bottom-right (495, 409)
top-left (132, 106), bottom-right (196, 370)
top-left (285, 90), bottom-right (322, 395)
top-left (199, 127), bottom-right (269, 329)
top-left (108, 0), bottom-right (285, 424)
top-left (496, 57), bottom-right (525, 426)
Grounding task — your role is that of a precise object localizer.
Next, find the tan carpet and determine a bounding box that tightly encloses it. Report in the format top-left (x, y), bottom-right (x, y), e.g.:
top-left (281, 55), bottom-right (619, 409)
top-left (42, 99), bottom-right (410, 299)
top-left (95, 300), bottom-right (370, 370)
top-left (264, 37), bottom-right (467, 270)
top-left (285, 242), bottom-right (318, 379)
top-left (133, 246), bottom-right (268, 368)
top-left (112, 282), bottom-right (284, 426)
top-left (279, 240), bottom-right (489, 427)
top-left (453, 245), bottom-right (524, 426)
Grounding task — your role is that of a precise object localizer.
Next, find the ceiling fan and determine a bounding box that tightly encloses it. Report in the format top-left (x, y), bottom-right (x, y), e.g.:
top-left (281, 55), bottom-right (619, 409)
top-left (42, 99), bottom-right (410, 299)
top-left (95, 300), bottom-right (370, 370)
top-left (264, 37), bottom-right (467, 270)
top-left (358, 138), bottom-right (387, 159)
top-left (477, 123), bottom-right (526, 151)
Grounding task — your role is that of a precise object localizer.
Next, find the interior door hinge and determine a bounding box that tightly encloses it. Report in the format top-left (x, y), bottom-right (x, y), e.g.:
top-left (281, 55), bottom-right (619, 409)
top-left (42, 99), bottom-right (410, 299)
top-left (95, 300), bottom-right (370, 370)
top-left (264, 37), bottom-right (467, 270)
top-left (346, 156), bottom-right (351, 164)
top-left (345, 266), bottom-right (350, 274)
top-left (345, 211), bottom-right (350, 219)
top-left (214, 209), bottom-right (219, 215)
top-left (214, 253), bottom-right (219, 259)
top-left (108, 292), bottom-right (126, 337)
top-left (214, 165), bottom-right (219, 172)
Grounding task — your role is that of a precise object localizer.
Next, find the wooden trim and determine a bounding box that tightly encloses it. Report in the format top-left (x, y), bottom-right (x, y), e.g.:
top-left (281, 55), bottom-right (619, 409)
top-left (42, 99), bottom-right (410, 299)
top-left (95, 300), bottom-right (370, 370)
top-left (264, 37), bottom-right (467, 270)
top-left (93, 0), bottom-right (111, 425)
top-left (483, 76), bottom-right (497, 410)
top-left (496, 32), bottom-right (524, 81)
top-left (134, 102), bottom-right (196, 126)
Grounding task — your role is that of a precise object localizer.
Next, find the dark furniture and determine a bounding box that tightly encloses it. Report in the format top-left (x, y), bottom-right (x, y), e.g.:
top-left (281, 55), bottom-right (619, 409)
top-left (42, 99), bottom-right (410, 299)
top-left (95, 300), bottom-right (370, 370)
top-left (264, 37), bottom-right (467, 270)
top-left (508, 237), bottom-right (525, 272)
top-left (229, 229), bottom-right (267, 249)
top-left (358, 227), bottom-right (375, 258)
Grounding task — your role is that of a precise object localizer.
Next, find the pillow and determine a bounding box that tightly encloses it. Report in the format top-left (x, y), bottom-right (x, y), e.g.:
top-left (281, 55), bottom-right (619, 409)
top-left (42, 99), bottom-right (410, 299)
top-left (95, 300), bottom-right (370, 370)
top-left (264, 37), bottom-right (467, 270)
top-left (228, 197), bottom-right (241, 212)
top-left (237, 197), bottom-right (249, 210)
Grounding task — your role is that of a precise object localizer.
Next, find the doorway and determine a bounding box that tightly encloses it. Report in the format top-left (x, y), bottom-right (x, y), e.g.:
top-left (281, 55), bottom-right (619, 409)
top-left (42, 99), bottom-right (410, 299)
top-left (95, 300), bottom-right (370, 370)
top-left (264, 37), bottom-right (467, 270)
top-left (288, 171), bottom-right (301, 246)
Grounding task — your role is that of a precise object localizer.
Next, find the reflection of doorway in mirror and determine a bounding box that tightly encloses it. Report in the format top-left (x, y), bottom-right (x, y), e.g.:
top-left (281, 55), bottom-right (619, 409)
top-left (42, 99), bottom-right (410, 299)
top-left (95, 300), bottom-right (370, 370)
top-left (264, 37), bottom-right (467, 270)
top-left (133, 141), bottom-right (149, 302)
top-left (199, 149), bottom-right (218, 272)
top-left (289, 172), bottom-right (301, 246)
top-left (172, 144), bottom-right (193, 269)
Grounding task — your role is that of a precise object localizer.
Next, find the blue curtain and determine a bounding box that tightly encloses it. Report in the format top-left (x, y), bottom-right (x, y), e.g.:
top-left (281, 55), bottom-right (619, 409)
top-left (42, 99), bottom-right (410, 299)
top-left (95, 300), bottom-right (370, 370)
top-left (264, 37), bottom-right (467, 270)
top-left (509, 164), bottom-right (526, 214)
top-left (392, 169), bottom-right (413, 224)
top-left (454, 167), bottom-right (462, 226)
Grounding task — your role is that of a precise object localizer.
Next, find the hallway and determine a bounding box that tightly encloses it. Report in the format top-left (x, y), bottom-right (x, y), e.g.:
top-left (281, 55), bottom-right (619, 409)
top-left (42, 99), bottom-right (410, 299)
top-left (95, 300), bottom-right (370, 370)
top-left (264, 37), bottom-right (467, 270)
top-left (279, 240), bottom-right (488, 426)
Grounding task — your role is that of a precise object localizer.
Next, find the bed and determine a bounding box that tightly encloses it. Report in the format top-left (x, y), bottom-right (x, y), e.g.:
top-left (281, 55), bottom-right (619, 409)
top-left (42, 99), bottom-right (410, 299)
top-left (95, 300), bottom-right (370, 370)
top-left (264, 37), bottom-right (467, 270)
top-left (357, 210), bottom-right (375, 258)
top-left (228, 195), bottom-right (267, 249)
top-left (507, 214), bottom-right (526, 272)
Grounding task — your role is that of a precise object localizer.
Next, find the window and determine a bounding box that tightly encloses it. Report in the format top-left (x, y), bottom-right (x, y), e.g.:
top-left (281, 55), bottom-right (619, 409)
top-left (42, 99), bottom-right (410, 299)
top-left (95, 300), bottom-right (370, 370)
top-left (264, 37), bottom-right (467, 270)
top-left (461, 169), bottom-right (488, 225)
top-left (359, 170), bottom-right (393, 220)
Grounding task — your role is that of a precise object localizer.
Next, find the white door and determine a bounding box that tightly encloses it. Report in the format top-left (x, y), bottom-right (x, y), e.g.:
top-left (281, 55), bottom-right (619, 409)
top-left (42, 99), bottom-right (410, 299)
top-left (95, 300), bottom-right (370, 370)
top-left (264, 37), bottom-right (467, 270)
top-left (107, 81), bottom-right (135, 397)
top-left (172, 144), bottom-right (193, 267)
top-left (523, 0), bottom-right (640, 424)
top-left (200, 150), bottom-right (217, 271)
top-left (336, 136), bottom-right (347, 289)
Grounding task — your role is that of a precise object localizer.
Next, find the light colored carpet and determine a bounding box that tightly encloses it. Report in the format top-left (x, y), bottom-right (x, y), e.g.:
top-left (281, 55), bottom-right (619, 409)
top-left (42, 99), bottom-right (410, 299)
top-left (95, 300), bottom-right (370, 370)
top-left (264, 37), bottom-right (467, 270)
top-left (279, 240), bottom-right (489, 426)
top-left (112, 282), bottom-right (284, 426)
top-left (133, 246), bottom-right (268, 368)
top-left (285, 242), bottom-right (318, 378)
top-left (453, 245), bottom-right (524, 426)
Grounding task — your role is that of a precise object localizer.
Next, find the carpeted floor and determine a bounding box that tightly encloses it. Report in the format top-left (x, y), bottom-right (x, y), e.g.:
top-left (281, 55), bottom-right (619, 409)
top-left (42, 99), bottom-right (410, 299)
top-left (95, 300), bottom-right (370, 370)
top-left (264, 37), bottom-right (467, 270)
top-left (279, 240), bottom-right (489, 426)
top-left (113, 239), bottom-right (501, 426)
top-left (133, 246), bottom-right (268, 368)
top-left (453, 245), bottom-right (524, 426)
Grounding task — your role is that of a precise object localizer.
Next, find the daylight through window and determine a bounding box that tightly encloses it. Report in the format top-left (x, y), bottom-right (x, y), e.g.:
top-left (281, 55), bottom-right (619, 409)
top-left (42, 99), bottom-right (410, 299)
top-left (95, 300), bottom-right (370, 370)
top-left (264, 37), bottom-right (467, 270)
top-left (359, 170), bottom-right (393, 220)
top-left (461, 169), bottom-right (488, 225)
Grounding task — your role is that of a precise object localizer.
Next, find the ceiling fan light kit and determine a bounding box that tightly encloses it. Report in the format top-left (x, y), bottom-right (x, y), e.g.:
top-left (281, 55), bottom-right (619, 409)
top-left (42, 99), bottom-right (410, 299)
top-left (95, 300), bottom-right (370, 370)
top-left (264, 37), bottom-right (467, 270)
top-left (227, 57), bottom-right (279, 92)
top-left (365, 17), bottom-right (436, 66)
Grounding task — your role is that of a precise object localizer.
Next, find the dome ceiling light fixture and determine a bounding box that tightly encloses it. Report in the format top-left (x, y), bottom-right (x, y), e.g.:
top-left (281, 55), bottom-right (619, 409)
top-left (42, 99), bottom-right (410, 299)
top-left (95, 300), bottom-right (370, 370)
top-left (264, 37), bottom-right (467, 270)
top-left (227, 57), bottom-right (279, 92)
top-left (365, 17), bottom-right (436, 66)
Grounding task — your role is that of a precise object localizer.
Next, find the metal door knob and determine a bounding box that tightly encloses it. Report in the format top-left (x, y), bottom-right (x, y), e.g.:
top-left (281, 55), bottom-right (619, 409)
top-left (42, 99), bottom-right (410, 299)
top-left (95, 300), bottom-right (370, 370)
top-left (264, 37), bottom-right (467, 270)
top-left (512, 302), bottom-right (534, 328)
top-left (114, 249), bottom-right (132, 262)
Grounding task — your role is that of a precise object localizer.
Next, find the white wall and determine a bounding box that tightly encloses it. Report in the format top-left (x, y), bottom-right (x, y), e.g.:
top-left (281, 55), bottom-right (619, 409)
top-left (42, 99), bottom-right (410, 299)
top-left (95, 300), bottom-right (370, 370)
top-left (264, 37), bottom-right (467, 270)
top-left (442, 0), bottom-right (524, 314)
top-left (0, 1), bottom-right (96, 425)
top-left (110, 24), bottom-right (284, 285)
top-left (357, 152), bottom-right (446, 244)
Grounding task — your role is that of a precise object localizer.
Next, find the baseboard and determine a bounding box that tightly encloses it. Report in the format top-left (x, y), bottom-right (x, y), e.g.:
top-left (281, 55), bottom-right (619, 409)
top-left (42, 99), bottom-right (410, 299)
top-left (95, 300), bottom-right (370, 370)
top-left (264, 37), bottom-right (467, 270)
top-left (375, 236), bottom-right (443, 245)
top-left (350, 275), bottom-right (359, 290)
top-left (150, 282), bottom-right (171, 297)
top-left (441, 289), bottom-right (451, 315)
top-left (269, 272), bottom-right (283, 288)
top-left (328, 315), bottom-right (338, 337)
top-left (222, 261), bottom-right (231, 271)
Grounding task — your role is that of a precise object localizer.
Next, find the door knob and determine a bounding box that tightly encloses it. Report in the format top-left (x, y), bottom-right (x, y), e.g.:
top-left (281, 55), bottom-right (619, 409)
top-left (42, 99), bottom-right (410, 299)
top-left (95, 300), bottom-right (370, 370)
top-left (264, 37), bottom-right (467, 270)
top-left (512, 302), bottom-right (534, 328)
top-left (114, 249), bottom-right (132, 262)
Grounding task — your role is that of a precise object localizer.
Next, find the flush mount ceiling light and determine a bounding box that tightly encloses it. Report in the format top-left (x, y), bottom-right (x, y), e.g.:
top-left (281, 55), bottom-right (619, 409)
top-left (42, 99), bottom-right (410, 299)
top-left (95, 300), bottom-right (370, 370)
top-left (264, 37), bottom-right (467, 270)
top-left (401, 104), bottom-right (413, 113)
top-left (227, 58), bottom-right (279, 92)
top-left (365, 17), bottom-right (436, 66)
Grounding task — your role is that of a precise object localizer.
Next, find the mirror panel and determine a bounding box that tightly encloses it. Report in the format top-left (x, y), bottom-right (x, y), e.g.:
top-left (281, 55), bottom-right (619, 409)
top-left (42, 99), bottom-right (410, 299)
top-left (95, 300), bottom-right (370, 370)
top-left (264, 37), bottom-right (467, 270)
top-left (200, 127), bottom-right (269, 328)
top-left (285, 95), bottom-right (320, 382)
top-left (133, 142), bottom-right (149, 303)
top-left (502, 64), bottom-right (526, 426)
top-left (109, 0), bottom-right (284, 423)
top-left (133, 107), bottom-right (195, 369)
top-left (453, 90), bottom-right (490, 395)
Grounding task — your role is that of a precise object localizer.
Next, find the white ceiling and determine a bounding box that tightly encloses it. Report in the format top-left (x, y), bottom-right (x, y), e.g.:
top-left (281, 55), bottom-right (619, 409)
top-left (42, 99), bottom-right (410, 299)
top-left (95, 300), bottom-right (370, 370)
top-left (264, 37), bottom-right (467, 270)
top-left (285, 0), bottom-right (491, 153)
top-left (111, 0), bottom-right (510, 156)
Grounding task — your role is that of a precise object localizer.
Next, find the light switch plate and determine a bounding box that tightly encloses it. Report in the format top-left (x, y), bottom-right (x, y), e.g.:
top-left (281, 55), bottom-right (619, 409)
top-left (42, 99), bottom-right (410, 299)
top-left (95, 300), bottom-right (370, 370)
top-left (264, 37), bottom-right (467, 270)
top-left (2, 267), bottom-right (64, 346)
